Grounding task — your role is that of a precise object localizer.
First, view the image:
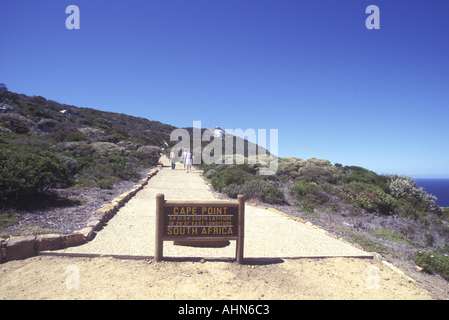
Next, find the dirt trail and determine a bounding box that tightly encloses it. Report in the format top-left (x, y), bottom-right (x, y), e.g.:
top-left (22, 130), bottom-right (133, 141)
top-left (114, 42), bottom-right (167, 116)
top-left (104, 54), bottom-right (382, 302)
top-left (0, 255), bottom-right (433, 300)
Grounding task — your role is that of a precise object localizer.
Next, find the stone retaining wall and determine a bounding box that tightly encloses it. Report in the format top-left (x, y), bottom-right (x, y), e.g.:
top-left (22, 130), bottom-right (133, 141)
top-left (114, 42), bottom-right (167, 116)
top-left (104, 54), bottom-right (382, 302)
top-left (0, 166), bottom-right (162, 263)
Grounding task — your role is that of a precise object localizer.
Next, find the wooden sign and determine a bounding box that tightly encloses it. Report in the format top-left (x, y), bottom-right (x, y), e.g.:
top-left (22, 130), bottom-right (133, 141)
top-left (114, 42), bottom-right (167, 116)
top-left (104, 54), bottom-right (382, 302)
top-left (155, 194), bottom-right (245, 264)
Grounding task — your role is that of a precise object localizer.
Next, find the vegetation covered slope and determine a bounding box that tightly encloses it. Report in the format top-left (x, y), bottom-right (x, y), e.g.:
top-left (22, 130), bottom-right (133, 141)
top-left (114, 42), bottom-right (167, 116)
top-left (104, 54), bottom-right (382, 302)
top-left (200, 156), bottom-right (449, 282)
top-left (0, 88), bottom-right (170, 206)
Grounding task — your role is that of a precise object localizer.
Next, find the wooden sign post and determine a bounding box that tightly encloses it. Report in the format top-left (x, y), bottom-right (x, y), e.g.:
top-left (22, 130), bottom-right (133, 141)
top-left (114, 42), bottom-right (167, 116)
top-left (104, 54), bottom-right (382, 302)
top-left (155, 193), bottom-right (245, 264)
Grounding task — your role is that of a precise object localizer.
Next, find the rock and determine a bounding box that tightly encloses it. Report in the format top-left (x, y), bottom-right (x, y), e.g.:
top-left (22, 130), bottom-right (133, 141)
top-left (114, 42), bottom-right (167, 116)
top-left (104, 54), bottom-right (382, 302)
top-left (6, 236), bottom-right (37, 261)
top-left (61, 233), bottom-right (85, 248)
top-left (87, 219), bottom-right (102, 230)
top-left (75, 227), bottom-right (95, 241)
top-left (36, 234), bottom-right (62, 252)
top-left (415, 266), bottom-right (423, 272)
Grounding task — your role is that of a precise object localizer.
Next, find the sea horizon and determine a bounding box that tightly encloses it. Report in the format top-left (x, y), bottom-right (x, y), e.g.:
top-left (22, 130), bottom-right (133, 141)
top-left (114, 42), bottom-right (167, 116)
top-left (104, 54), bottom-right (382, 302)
top-left (415, 178), bottom-right (449, 208)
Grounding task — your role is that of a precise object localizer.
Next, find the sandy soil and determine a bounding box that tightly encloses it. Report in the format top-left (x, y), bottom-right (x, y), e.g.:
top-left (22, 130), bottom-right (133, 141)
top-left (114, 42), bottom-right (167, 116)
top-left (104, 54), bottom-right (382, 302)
top-left (0, 255), bottom-right (435, 300)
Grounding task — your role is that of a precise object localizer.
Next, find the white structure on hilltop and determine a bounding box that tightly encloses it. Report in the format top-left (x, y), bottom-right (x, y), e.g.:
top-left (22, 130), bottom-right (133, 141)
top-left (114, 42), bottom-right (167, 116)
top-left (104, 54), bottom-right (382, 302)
top-left (213, 125), bottom-right (225, 138)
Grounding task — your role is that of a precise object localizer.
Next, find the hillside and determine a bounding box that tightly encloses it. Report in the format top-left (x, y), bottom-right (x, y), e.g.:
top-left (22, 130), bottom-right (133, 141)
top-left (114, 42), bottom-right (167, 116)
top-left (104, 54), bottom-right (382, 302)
top-left (1, 88), bottom-right (449, 295)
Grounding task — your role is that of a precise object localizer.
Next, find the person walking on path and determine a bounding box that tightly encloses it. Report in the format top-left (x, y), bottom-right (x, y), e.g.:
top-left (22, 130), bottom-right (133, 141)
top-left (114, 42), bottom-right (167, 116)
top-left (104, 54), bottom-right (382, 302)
top-left (186, 148), bottom-right (193, 173)
top-left (170, 150), bottom-right (176, 170)
top-left (181, 148), bottom-right (188, 170)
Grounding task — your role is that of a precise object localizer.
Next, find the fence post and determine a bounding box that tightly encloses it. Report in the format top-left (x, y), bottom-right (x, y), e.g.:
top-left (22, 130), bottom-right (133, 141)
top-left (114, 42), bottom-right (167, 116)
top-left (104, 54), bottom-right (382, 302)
top-left (155, 193), bottom-right (165, 262)
top-left (236, 195), bottom-right (245, 264)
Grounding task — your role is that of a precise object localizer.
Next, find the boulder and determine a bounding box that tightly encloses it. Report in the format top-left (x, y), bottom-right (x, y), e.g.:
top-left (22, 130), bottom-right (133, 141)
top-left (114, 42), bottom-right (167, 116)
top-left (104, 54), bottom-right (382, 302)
top-left (36, 234), bottom-right (62, 251)
top-left (6, 236), bottom-right (37, 261)
top-left (87, 219), bottom-right (102, 230)
top-left (61, 233), bottom-right (85, 248)
top-left (75, 227), bottom-right (95, 241)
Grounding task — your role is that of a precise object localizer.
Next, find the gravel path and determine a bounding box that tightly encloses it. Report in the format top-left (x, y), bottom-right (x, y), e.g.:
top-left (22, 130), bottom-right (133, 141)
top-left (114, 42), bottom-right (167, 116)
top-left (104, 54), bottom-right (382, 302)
top-left (54, 157), bottom-right (373, 260)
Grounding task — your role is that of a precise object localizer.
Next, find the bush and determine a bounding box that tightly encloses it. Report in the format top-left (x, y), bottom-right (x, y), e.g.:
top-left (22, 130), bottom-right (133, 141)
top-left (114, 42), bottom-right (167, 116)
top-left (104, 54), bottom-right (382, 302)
top-left (239, 179), bottom-right (285, 204)
top-left (75, 163), bottom-right (119, 189)
top-left (291, 180), bottom-right (320, 198)
top-left (137, 145), bottom-right (161, 158)
top-left (298, 162), bottom-right (341, 184)
top-left (51, 122), bottom-right (80, 142)
top-left (337, 182), bottom-right (397, 215)
top-left (211, 166), bottom-right (252, 192)
top-left (107, 155), bottom-right (138, 181)
top-left (341, 166), bottom-right (390, 192)
top-left (205, 169), bottom-right (217, 179)
top-left (0, 149), bottom-right (68, 205)
top-left (277, 157), bottom-right (306, 179)
top-left (413, 250), bottom-right (449, 281)
top-left (66, 131), bottom-right (88, 142)
top-left (13, 123), bottom-right (29, 134)
top-left (388, 174), bottom-right (442, 216)
top-left (97, 178), bottom-right (117, 190)
top-left (223, 183), bottom-right (242, 199)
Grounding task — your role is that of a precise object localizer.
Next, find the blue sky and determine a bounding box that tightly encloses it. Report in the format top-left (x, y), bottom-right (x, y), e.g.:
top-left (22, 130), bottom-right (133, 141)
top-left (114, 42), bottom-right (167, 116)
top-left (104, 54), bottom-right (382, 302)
top-left (1, 1), bottom-right (448, 178)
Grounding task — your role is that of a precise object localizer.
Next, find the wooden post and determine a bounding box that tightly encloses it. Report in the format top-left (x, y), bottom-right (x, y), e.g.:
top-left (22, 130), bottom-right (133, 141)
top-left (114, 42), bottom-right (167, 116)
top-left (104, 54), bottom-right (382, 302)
top-left (155, 193), bottom-right (165, 262)
top-left (236, 194), bottom-right (245, 264)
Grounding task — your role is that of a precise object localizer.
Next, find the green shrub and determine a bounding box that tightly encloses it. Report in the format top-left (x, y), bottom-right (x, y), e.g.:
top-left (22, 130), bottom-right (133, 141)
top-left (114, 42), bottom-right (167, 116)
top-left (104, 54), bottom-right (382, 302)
top-left (337, 182), bottom-right (397, 215)
top-left (58, 155), bottom-right (78, 174)
top-left (297, 200), bottom-right (317, 215)
top-left (223, 183), bottom-right (242, 199)
top-left (107, 155), bottom-right (138, 181)
top-left (13, 123), bottom-right (29, 134)
top-left (239, 179), bottom-right (285, 204)
top-left (205, 169), bottom-right (217, 179)
top-left (341, 166), bottom-right (390, 192)
top-left (388, 174), bottom-right (441, 216)
top-left (291, 180), bottom-right (319, 198)
top-left (66, 131), bottom-right (88, 142)
top-left (51, 123), bottom-right (80, 142)
top-left (211, 167), bottom-right (252, 192)
top-left (0, 149), bottom-right (68, 205)
top-left (413, 250), bottom-right (449, 281)
top-left (97, 178), bottom-right (117, 190)
top-left (277, 157), bottom-right (306, 179)
top-left (298, 163), bottom-right (341, 184)
top-left (75, 163), bottom-right (117, 189)
top-left (128, 150), bottom-right (159, 168)
top-left (0, 211), bottom-right (19, 231)
top-left (442, 207), bottom-right (449, 222)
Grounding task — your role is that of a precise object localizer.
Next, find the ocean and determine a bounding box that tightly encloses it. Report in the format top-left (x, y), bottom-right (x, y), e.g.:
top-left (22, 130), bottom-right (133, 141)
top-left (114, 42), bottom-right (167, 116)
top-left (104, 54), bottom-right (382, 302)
top-left (415, 179), bottom-right (449, 208)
